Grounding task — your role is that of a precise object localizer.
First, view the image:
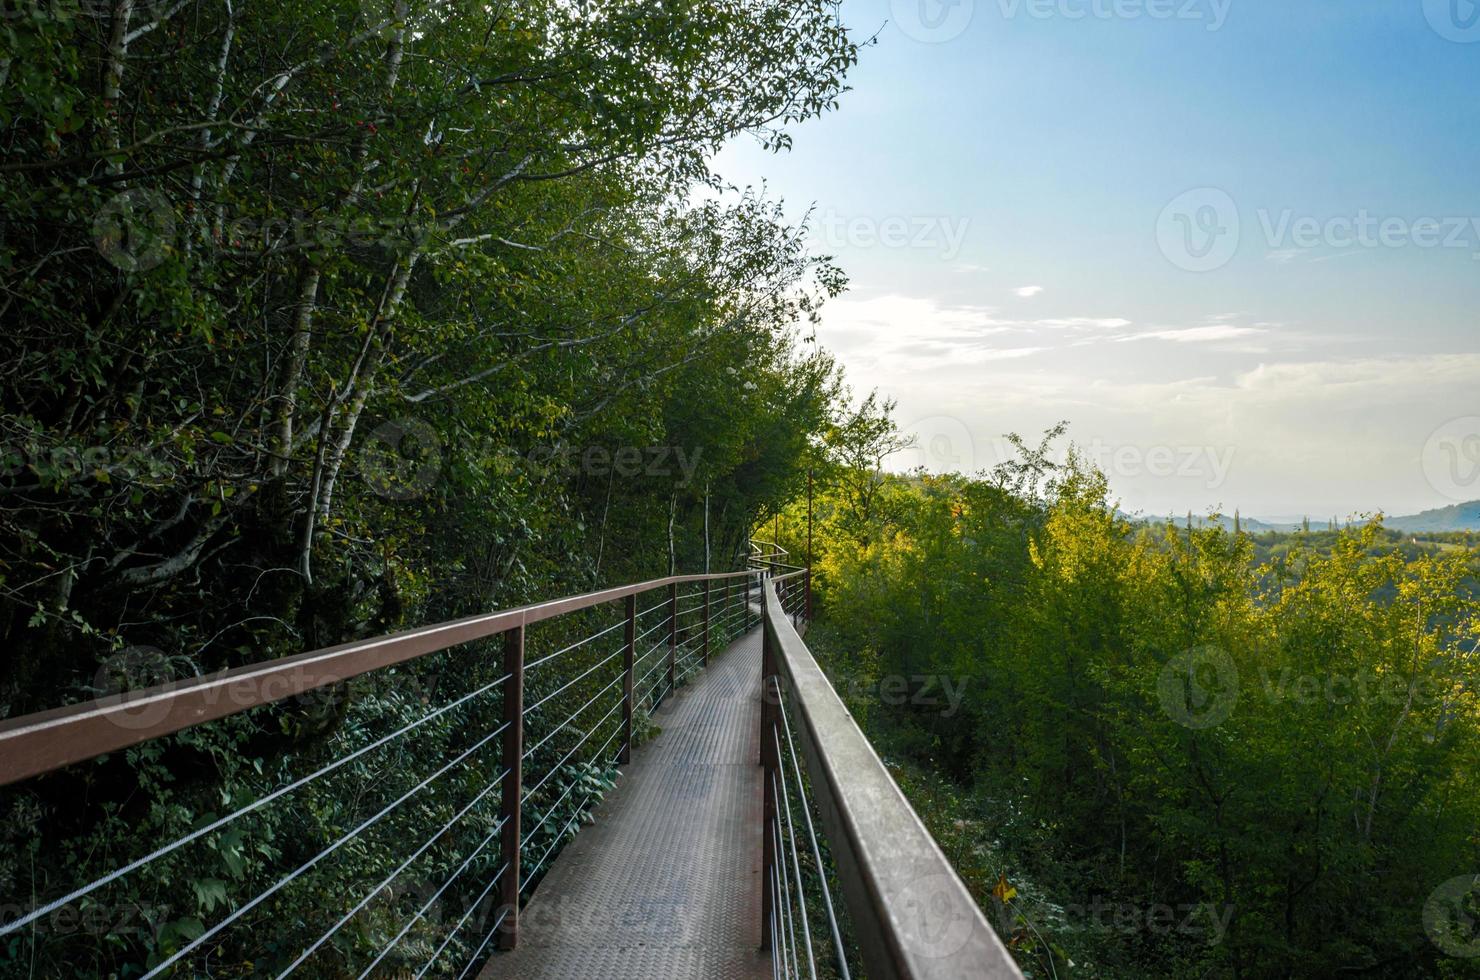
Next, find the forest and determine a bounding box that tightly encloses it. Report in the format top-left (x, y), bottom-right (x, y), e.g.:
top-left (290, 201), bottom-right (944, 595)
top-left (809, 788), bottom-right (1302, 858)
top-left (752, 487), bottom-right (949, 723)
top-left (3, 1), bottom-right (1478, 978)
top-left (1, 0), bottom-right (858, 974)
top-left (772, 416), bottom-right (1480, 978)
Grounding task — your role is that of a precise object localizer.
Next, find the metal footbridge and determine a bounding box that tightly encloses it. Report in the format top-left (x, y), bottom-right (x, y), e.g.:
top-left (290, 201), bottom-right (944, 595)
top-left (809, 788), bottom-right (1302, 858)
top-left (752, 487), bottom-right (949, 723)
top-left (0, 544), bottom-right (1022, 979)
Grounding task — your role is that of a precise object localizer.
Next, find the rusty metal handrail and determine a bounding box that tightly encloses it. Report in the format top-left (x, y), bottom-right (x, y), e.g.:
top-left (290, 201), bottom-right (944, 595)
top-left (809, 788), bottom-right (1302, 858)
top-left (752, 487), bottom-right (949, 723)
top-left (0, 569), bottom-right (761, 788)
top-left (760, 580), bottom-right (1023, 980)
top-left (0, 566), bottom-right (766, 974)
top-left (750, 538), bottom-right (806, 574)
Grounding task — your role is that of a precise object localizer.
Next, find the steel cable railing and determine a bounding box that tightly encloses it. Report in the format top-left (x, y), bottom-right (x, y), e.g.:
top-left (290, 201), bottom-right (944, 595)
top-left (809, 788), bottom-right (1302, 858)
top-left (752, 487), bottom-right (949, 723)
top-left (780, 685), bottom-right (852, 980)
top-left (141, 713), bottom-right (514, 978)
top-left (0, 663), bottom-right (513, 941)
top-left (760, 576), bottom-right (1024, 980)
top-left (767, 680), bottom-right (855, 980)
top-left (0, 567), bottom-right (765, 978)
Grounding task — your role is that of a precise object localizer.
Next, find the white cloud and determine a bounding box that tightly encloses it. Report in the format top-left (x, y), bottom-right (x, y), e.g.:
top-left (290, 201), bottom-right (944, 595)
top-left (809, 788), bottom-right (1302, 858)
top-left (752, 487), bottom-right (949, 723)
top-left (977, 347), bottom-right (1048, 361)
top-left (1037, 317), bottom-right (1134, 330)
top-left (1014, 285), bottom-right (1044, 298)
top-left (817, 291), bottom-right (1477, 516)
top-left (1117, 325), bottom-right (1267, 344)
top-left (817, 294), bottom-right (1140, 372)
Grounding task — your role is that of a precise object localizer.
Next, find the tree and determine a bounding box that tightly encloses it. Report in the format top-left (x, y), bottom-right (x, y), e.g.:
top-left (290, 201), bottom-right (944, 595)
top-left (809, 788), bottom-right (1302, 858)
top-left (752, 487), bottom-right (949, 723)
top-left (822, 390), bottom-right (913, 547)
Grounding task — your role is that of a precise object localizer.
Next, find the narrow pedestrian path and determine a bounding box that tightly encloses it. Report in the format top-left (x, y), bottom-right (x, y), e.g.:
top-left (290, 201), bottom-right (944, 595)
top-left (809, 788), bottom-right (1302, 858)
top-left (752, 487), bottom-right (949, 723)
top-left (479, 625), bottom-right (769, 979)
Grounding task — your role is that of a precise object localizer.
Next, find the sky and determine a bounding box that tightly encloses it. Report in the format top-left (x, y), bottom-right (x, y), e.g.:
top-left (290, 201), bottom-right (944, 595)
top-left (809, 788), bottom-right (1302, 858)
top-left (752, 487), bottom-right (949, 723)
top-left (712, 0), bottom-right (1480, 521)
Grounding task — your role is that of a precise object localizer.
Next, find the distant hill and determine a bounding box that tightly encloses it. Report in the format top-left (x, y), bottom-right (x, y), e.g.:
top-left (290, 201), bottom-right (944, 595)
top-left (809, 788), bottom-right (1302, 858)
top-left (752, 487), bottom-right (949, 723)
top-left (1121, 511), bottom-right (1302, 533)
top-left (1124, 512), bottom-right (1297, 533)
top-left (1129, 501), bottom-right (1480, 535)
top-left (1206, 514), bottom-right (1301, 533)
top-left (1385, 501), bottom-right (1480, 533)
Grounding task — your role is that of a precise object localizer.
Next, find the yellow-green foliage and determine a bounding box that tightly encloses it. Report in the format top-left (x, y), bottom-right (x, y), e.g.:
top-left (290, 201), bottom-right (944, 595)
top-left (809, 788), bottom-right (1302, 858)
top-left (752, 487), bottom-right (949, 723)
top-left (792, 445), bottom-right (1480, 978)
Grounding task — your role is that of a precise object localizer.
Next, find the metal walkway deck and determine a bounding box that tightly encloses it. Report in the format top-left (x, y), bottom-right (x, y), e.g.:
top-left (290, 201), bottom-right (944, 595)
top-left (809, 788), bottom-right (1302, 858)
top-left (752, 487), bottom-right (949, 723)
top-left (479, 625), bottom-right (770, 980)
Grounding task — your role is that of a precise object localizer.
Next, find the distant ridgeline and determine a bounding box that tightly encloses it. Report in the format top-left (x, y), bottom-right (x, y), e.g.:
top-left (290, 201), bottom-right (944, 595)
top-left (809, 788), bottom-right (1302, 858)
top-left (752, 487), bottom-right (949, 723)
top-left (1133, 500), bottom-right (1480, 534)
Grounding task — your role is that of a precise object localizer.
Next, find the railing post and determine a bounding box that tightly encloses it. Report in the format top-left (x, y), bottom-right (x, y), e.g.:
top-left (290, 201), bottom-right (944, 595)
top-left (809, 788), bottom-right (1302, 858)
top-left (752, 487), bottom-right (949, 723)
top-left (667, 582), bottom-right (677, 697)
top-left (759, 591), bottom-right (774, 766)
top-left (702, 578), bottom-right (711, 668)
top-left (806, 466), bottom-right (813, 619)
top-left (621, 594), bottom-right (635, 765)
top-left (751, 573), bottom-right (759, 629)
top-left (497, 624), bottom-right (524, 951)
top-left (759, 608), bottom-right (777, 951)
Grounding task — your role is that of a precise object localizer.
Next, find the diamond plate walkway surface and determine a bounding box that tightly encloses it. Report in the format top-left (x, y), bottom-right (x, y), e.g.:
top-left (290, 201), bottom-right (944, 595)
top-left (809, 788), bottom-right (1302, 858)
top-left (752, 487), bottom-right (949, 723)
top-left (479, 625), bottom-right (770, 980)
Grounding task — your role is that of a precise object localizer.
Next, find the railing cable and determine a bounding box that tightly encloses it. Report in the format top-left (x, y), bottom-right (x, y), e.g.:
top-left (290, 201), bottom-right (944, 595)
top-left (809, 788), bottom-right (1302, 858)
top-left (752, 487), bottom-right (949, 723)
top-left (523, 616), bottom-right (627, 673)
top-left (521, 671), bottom-right (624, 765)
top-left (358, 824), bottom-right (508, 978)
top-left (141, 716), bottom-right (512, 978)
top-left (523, 694), bottom-right (624, 800)
top-left (416, 864), bottom-right (509, 980)
top-left (773, 723), bottom-right (818, 980)
top-left (522, 644), bottom-right (623, 718)
top-left (0, 669), bottom-right (510, 941)
top-left (779, 688), bottom-right (852, 979)
top-left (277, 765), bottom-right (511, 975)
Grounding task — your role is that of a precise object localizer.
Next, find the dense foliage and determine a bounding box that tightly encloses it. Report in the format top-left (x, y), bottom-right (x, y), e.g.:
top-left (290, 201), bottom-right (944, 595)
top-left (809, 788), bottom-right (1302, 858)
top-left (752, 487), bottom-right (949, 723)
top-left (782, 427), bottom-right (1480, 978)
top-left (0, 0), bottom-right (858, 974)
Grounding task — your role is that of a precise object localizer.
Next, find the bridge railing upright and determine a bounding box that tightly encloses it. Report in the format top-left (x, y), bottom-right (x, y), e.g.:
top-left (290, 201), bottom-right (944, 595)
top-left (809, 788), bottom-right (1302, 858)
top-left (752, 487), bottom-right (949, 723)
top-left (758, 572), bottom-right (1025, 980)
top-left (0, 567), bottom-right (764, 978)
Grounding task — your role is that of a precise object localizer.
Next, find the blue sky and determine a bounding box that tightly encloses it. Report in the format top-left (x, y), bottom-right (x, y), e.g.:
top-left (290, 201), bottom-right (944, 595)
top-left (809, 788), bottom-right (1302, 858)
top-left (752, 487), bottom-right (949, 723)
top-left (713, 0), bottom-right (1480, 519)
